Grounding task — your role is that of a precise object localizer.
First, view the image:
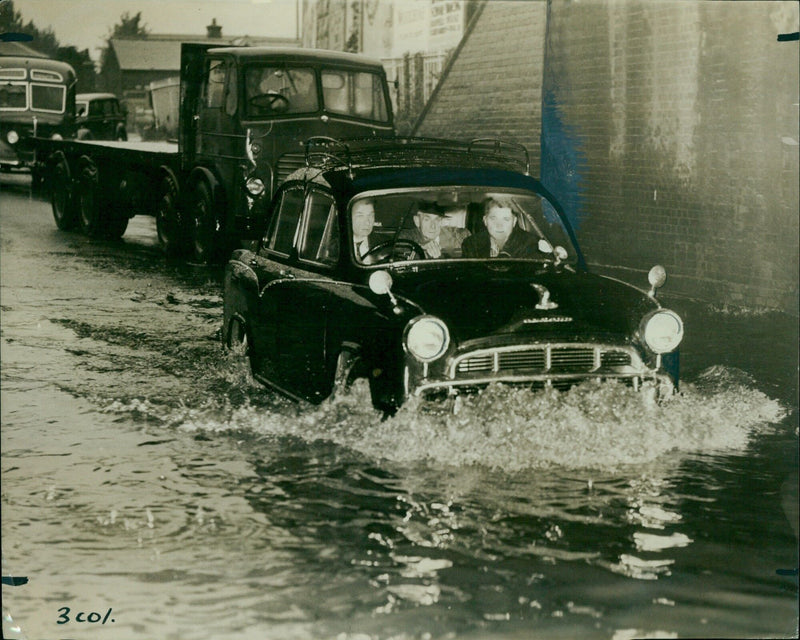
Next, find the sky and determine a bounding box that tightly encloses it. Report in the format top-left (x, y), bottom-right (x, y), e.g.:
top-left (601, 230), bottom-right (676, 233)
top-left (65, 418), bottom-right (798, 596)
top-left (13, 0), bottom-right (300, 60)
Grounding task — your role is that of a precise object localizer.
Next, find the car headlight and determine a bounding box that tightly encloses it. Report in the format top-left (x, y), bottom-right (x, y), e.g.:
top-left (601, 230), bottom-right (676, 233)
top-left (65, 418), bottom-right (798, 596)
top-left (7, 130), bottom-right (19, 145)
top-left (404, 315), bottom-right (450, 362)
top-left (245, 177), bottom-right (265, 197)
top-left (641, 309), bottom-right (684, 354)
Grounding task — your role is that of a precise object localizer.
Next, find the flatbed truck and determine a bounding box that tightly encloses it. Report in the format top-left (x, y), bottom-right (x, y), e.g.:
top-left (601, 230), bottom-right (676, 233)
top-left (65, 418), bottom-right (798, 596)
top-left (32, 44), bottom-right (395, 262)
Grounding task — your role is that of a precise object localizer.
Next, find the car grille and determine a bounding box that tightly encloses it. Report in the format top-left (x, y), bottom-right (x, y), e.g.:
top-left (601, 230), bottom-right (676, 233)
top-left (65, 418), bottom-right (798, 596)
top-left (276, 152), bottom-right (305, 185)
top-left (453, 345), bottom-right (634, 377)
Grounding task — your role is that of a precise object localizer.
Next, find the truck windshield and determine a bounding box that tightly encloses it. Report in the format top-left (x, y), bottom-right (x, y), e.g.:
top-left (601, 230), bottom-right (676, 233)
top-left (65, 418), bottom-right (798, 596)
top-left (322, 70), bottom-right (389, 122)
top-left (245, 66), bottom-right (319, 116)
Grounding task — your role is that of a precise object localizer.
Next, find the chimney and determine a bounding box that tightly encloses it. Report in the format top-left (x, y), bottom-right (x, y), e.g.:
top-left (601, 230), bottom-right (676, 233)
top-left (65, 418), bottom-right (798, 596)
top-left (206, 18), bottom-right (222, 38)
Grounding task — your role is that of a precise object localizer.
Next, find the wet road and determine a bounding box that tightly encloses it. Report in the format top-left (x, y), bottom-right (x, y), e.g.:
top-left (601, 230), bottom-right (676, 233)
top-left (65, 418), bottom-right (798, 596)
top-left (1, 173), bottom-right (798, 640)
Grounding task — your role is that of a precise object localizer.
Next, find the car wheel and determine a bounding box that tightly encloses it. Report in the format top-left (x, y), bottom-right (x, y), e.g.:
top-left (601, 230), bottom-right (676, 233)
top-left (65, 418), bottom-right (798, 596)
top-left (156, 175), bottom-right (187, 256)
top-left (50, 159), bottom-right (79, 231)
top-left (188, 181), bottom-right (222, 264)
top-left (226, 317), bottom-right (249, 353)
top-left (331, 349), bottom-right (361, 399)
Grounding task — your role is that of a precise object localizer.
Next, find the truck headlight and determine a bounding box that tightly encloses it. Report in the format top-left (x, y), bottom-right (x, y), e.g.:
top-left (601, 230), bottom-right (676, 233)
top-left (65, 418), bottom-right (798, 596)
top-left (245, 177), bottom-right (265, 197)
top-left (641, 309), bottom-right (684, 354)
top-left (7, 130), bottom-right (19, 144)
top-left (404, 315), bottom-right (450, 362)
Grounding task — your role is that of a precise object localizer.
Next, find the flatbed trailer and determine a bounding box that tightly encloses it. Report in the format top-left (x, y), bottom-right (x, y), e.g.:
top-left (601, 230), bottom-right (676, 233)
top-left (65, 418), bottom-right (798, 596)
top-left (32, 44), bottom-right (395, 263)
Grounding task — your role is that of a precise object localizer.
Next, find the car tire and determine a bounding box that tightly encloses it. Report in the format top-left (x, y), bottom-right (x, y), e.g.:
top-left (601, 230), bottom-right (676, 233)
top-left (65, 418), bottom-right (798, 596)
top-left (188, 181), bottom-right (223, 264)
top-left (156, 175), bottom-right (188, 256)
top-left (50, 159), bottom-right (79, 231)
top-left (331, 349), bottom-right (361, 399)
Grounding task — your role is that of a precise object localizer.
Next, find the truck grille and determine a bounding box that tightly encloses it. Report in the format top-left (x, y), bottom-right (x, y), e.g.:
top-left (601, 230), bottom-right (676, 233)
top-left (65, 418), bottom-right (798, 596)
top-left (454, 345), bottom-right (633, 376)
top-left (276, 153), bottom-right (305, 185)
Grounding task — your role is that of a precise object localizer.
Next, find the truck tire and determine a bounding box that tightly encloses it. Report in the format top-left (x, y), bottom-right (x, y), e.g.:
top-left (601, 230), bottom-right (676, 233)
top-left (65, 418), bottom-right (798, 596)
top-left (77, 164), bottom-right (105, 238)
top-left (104, 205), bottom-right (130, 240)
top-left (156, 175), bottom-right (187, 256)
top-left (188, 181), bottom-right (222, 264)
top-left (50, 160), bottom-right (79, 231)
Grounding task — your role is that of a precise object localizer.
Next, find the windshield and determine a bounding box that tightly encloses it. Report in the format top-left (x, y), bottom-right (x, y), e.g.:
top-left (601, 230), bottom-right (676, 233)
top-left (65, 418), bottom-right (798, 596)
top-left (0, 82), bottom-right (27, 110)
top-left (245, 66), bottom-right (319, 116)
top-left (321, 70), bottom-right (389, 122)
top-left (30, 83), bottom-right (66, 113)
top-left (349, 188), bottom-right (577, 266)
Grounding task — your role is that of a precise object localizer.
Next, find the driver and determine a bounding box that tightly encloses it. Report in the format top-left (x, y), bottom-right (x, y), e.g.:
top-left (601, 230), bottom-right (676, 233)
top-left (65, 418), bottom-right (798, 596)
top-left (398, 202), bottom-right (470, 259)
top-left (351, 198), bottom-right (380, 259)
top-left (461, 197), bottom-right (538, 258)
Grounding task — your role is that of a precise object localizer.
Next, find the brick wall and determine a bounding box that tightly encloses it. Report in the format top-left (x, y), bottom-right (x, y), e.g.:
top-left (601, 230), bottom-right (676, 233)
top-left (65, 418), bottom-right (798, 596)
top-left (416, 0), bottom-right (799, 312)
top-left (415, 0), bottom-right (548, 177)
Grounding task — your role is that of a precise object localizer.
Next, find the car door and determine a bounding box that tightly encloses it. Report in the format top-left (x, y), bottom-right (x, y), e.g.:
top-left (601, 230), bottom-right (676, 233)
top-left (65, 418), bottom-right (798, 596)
top-left (243, 183), bottom-right (305, 392)
top-left (270, 188), bottom-right (341, 400)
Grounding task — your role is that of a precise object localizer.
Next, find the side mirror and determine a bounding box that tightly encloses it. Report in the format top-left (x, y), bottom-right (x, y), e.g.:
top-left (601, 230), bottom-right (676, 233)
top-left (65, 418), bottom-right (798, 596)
top-left (647, 265), bottom-right (667, 298)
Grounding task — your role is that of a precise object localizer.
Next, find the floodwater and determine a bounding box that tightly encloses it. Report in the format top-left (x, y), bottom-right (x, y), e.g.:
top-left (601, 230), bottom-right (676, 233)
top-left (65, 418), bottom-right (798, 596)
top-left (1, 175), bottom-right (797, 640)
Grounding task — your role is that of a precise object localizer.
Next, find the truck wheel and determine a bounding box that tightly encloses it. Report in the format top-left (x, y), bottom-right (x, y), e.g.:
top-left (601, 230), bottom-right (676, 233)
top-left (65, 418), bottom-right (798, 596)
top-left (77, 165), bottom-right (107, 238)
top-left (188, 181), bottom-right (222, 263)
top-left (156, 175), bottom-right (187, 256)
top-left (51, 161), bottom-right (79, 230)
top-left (104, 206), bottom-right (129, 240)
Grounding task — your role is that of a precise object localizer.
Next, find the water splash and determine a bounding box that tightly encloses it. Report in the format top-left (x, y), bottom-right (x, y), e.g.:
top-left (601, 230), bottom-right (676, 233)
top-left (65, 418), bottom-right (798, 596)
top-left (163, 366), bottom-right (786, 473)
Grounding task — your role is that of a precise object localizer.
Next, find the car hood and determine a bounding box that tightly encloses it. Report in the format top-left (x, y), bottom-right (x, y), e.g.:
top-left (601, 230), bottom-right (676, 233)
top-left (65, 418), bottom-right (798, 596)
top-left (389, 263), bottom-right (659, 346)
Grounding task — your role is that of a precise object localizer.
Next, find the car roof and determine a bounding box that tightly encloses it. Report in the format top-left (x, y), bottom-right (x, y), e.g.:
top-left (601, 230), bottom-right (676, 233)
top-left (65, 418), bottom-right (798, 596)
top-left (287, 137), bottom-right (545, 193)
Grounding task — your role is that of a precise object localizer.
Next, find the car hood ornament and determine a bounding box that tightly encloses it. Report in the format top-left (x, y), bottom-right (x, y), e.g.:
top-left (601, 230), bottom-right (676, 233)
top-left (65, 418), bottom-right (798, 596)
top-left (531, 283), bottom-right (558, 310)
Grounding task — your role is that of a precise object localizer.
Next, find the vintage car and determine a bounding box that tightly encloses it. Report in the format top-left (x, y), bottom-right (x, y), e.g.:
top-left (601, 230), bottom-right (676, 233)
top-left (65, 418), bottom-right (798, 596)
top-left (75, 93), bottom-right (127, 140)
top-left (222, 137), bottom-right (683, 413)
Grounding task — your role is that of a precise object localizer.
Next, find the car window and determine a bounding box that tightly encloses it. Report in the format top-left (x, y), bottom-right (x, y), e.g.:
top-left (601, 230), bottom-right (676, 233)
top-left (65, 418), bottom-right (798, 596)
top-left (298, 191), bottom-right (339, 267)
top-left (265, 187), bottom-right (305, 256)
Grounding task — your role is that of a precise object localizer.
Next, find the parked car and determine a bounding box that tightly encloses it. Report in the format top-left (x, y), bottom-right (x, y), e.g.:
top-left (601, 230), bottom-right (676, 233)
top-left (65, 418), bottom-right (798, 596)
top-left (223, 137), bottom-right (683, 413)
top-left (75, 93), bottom-right (127, 140)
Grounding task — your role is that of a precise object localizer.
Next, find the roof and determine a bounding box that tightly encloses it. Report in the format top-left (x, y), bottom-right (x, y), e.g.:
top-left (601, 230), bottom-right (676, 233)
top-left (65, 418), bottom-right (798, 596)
top-left (76, 93), bottom-right (118, 102)
top-left (209, 46), bottom-right (385, 68)
top-left (0, 41), bottom-right (48, 58)
top-left (110, 35), bottom-right (300, 71)
top-left (0, 55), bottom-right (76, 78)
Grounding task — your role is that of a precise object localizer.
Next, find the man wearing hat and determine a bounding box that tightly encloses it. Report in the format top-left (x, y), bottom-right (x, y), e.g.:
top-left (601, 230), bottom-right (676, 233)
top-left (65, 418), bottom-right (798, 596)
top-left (399, 202), bottom-right (471, 259)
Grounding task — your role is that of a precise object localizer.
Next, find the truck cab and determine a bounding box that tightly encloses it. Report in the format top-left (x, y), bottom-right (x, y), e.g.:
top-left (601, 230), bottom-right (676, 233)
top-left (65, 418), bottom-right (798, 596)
top-left (177, 44), bottom-right (395, 261)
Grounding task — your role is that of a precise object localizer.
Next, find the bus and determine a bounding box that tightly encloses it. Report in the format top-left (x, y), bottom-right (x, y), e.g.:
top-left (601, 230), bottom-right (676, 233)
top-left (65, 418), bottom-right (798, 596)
top-left (0, 55), bottom-right (77, 183)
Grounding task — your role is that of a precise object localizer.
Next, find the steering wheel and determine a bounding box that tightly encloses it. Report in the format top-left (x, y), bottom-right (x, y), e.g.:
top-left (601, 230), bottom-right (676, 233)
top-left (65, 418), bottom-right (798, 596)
top-left (361, 239), bottom-right (426, 264)
top-left (248, 91), bottom-right (290, 113)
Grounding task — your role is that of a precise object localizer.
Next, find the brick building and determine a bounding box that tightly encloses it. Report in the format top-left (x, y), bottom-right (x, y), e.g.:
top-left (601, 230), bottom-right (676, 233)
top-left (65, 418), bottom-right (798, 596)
top-left (415, 0), bottom-right (799, 312)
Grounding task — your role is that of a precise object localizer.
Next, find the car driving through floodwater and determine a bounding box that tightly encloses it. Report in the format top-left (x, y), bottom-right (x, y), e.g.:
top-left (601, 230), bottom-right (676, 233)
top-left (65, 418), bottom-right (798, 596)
top-left (223, 137), bottom-right (684, 412)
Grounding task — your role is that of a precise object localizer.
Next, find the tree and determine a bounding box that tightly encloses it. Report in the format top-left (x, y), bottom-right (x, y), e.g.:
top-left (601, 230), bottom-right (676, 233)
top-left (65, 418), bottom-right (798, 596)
top-left (0, 0), bottom-right (60, 58)
top-left (98, 12), bottom-right (149, 94)
top-left (1, 1), bottom-right (95, 90)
